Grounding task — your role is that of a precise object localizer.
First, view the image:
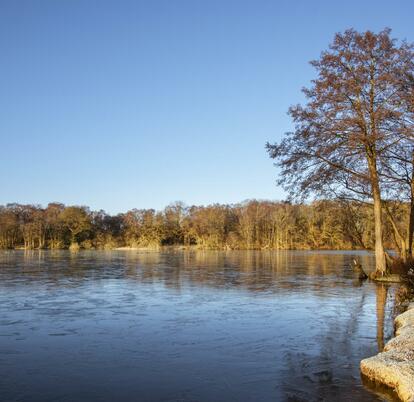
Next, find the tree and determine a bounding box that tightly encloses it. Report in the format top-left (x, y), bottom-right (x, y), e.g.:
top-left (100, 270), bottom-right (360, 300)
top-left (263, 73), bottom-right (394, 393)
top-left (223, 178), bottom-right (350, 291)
top-left (267, 28), bottom-right (414, 275)
top-left (380, 121), bottom-right (414, 259)
top-left (60, 206), bottom-right (91, 245)
top-left (15, 204), bottom-right (45, 249)
top-left (163, 202), bottom-right (186, 245)
top-left (0, 205), bottom-right (19, 248)
top-left (45, 203), bottom-right (65, 248)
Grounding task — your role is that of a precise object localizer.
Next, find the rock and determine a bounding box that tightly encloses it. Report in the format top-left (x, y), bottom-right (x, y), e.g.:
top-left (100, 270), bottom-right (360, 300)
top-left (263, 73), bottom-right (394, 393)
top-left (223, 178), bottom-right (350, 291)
top-left (361, 307), bottom-right (414, 401)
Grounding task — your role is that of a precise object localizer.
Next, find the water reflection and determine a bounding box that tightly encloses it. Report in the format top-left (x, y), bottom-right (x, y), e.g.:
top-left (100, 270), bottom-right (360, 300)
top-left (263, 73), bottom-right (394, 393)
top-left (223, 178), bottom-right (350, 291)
top-left (0, 250), bottom-right (395, 401)
top-left (375, 284), bottom-right (390, 352)
top-left (0, 250), bottom-right (377, 291)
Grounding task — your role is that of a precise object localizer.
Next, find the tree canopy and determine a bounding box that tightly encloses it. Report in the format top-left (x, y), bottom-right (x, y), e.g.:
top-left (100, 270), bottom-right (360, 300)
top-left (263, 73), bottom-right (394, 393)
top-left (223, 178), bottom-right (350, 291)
top-left (267, 28), bottom-right (414, 274)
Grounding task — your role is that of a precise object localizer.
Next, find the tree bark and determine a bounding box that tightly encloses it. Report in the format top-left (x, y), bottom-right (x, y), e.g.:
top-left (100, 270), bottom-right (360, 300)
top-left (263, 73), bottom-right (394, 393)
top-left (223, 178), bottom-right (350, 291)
top-left (383, 201), bottom-right (408, 260)
top-left (369, 159), bottom-right (387, 275)
top-left (408, 171), bottom-right (414, 257)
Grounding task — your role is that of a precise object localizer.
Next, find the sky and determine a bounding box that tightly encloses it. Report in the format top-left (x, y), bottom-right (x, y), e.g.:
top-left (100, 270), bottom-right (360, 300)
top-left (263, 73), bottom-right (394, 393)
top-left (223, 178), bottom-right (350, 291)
top-left (1, 0), bottom-right (414, 214)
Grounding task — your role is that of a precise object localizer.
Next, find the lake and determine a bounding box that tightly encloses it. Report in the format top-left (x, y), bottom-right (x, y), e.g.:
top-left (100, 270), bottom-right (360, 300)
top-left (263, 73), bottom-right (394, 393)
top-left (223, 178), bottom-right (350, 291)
top-left (0, 250), bottom-right (396, 401)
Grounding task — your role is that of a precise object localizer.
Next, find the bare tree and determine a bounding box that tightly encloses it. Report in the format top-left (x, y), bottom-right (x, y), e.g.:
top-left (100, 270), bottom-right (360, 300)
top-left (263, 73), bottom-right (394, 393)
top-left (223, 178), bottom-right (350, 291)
top-left (267, 28), bottom-right (414, 275)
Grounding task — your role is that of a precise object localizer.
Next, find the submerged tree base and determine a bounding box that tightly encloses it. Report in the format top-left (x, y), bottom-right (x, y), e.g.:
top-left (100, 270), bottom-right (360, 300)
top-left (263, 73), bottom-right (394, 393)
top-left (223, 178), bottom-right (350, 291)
top-left (361, 303), bottom-right (414, 402)
top-left (369, 272), bottom-right (402, 283)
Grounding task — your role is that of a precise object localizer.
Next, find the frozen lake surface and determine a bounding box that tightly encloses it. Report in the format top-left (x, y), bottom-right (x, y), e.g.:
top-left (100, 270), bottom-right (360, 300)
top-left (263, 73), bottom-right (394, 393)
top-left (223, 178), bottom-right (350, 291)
top-left (0, 250), bottom-right (395, 401)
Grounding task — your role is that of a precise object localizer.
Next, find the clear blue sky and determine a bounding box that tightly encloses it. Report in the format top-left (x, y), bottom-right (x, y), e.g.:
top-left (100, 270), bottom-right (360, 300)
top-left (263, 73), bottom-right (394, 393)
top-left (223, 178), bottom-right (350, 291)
top-left (1, 0), bottom-right (413, 214)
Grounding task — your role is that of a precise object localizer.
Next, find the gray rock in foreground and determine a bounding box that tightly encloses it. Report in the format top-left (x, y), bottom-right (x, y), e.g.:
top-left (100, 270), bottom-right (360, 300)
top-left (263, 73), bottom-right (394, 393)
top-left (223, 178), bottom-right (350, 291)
top-left (361, 303), bottom-right (414, 402)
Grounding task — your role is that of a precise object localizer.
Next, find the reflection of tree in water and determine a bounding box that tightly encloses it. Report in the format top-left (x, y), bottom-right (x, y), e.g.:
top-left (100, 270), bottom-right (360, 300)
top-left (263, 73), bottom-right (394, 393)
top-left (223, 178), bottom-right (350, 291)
top-left (280, 282), bottom-right (394, 402)
top-left (123, 250), bottom-right (365, 293)
top-left (280, 285), bottom-right (368, 401)
top-left (375, 284), bottom-right (389, 352)
top-left (0, 250), bottom-right (376, 294)
top-left (0, 249), bottom-right (393, 401)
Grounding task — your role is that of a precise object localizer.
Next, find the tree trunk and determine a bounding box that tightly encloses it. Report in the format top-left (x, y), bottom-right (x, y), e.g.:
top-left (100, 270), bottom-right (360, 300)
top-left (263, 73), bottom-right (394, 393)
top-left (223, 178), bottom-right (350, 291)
top-left (383, 201), bottom-right (408, 261)
top-left (373, 189), bottom-right (387, 274)
top-left (369, 159), bottom-right (387, 275)
top-left (408, 174), bottom-right (414, 257)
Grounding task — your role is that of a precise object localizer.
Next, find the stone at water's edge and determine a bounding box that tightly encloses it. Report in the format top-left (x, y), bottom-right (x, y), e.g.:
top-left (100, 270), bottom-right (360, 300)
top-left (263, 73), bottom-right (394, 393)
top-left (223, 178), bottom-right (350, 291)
top-left (361, 303), bottom-right (414, 402)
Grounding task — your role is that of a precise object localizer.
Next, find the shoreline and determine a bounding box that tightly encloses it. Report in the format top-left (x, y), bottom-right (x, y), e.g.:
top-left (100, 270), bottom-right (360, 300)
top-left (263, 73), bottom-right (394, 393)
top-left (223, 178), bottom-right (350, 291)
top-left (361, 303), bottom-right (414, 402)
top-left (22, 245), bottom-right (369, 251)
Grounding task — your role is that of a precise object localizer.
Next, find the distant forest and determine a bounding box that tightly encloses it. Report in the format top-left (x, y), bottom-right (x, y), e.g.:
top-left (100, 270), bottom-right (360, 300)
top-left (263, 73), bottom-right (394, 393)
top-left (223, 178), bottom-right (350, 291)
top-left (0, 200), bottom-right (404, 251)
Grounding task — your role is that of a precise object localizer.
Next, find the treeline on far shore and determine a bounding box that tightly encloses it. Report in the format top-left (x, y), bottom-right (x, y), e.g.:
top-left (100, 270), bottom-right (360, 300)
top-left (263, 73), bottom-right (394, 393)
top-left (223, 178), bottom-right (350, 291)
top-left (0, 200), bottom-right (403, 251)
